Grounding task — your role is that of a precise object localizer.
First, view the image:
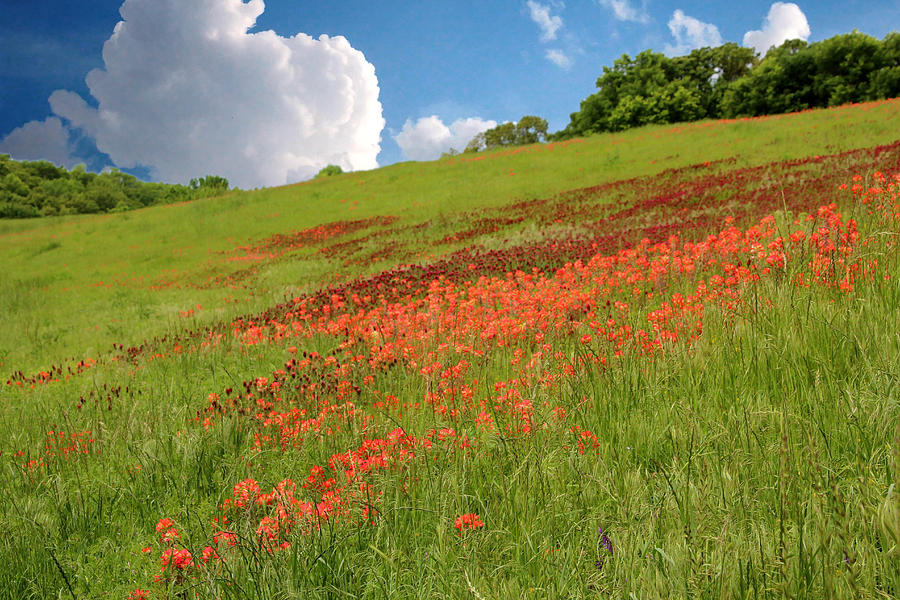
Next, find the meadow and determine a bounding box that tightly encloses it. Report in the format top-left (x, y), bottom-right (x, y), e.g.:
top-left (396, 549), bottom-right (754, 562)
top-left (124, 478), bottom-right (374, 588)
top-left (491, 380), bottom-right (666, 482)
top-left (0, 100), bottom-right (898, 599)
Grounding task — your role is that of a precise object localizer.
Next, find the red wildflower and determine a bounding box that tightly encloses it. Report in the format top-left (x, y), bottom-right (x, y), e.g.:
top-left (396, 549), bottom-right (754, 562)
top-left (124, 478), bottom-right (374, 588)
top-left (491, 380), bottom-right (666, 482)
top-left (155, 518), bottom-right (173, 532)
top-left (155, 548), bottom-right (194, 584)
top-left (213, 530), bottom-right (237, 547)
top-left (160, 527), bottom-right (179, 544)
top-left (159, 547), bottom-right (193, 571)
top-left (454, 513), bottom-right (485, 532)
top-left (201, 546), bottom-right (219, 563)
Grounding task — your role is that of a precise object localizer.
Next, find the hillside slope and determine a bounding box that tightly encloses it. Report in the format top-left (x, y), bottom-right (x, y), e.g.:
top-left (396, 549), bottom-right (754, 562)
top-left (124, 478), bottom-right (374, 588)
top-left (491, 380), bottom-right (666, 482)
top-left (0, 100), bottom-right (898, 599)
top-left (2, 98), bottom-right (900, 374)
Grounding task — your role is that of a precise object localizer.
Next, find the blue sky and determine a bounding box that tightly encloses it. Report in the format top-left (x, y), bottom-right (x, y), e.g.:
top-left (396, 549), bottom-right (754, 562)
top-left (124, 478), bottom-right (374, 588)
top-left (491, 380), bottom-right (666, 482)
top-left (1, 1), bottom-right (898, 187)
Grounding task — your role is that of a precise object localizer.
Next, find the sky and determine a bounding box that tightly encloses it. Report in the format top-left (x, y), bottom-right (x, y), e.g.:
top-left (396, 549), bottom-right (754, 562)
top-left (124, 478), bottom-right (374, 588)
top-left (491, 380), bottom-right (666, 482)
top-left (1, 0), bottom-right (898, 188)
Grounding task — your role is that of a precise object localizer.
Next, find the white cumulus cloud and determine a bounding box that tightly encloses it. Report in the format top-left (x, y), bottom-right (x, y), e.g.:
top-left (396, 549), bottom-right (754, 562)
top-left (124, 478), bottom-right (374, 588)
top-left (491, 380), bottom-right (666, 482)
top-left (0, 117), bottom-right (82, 168)
top-left (545, 49), bottom-right (572, 69)
top-left (394, 116), bottom-right (497, 161)
top-left (597, 0), bottom-right (649, 23)
top-left (665, 10), bottom-right (723, 56)
top-left (743, 2), bottom-right (810, 57)
top-left (527, 1), bottom-right (564, 42)
top-left (47, 0), bottom-right (384, 188)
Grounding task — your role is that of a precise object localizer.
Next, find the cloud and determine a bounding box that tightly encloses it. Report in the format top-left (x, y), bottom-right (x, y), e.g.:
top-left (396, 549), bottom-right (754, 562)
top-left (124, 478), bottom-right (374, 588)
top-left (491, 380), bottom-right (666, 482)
top-left (526, 1), bottom-right (563, 42)
top-left (47, 0), bottom-right (384, 188)
top-left (545, 49), bottom-right (572, 69)
top-left (664, 10), bottom-right (723, 56)
top-left (596, 0), bottom-right (649, 23)
top-left (525, 2), bottom-right (575, 69)
top-left (743, 2), bottom-right (810, 57)
top-left (394, 116), bottom-right (497, 161)
top-left (0, 117), bottom-right (83, 168)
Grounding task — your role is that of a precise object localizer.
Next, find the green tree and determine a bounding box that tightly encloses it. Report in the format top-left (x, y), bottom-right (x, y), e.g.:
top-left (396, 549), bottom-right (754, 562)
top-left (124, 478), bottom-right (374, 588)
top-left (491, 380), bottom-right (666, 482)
top-left (672, 43), bottom-right (758, 117)
top-left (84, 182), bottom-right (126, 212)
top-left (870, 32), bottom-right (900, 98)
top-left (484, 122), bottom-right (517, 148)
top-left (710, 42), bottom-right (759, 83)
top-left (464, 132), bottom-right (486, 153)
top-left (23, 160), bottom-right (64, 182)
top-left (315, 165), bottom-right (344, 178)
top-left (1, 173), bottom-right (29, 198)
top-left (812, 31), bottom-right (882, 106)
top-left (465, 116), bottom-right (549, 152)
top-left (69, 193), bottom-right (101, 214)
top-left (29, 178), bottom-right (81, 215)
top-left (720, 39), bottom-right (815, 117)
top-left (0, 156), bottom-right (235, 219)
top-left (190, 174), bottom-right (230, 191)
top-left (552, 48), bottom-right (720, 138)
top-left (69, 164), bottom-right (94, 188)
top-left (0, 200), bottom-right (40, 218)
top-left (513, 115), bottom-right (549, 144)
top-left (719, 33), bottom-right (899, 118)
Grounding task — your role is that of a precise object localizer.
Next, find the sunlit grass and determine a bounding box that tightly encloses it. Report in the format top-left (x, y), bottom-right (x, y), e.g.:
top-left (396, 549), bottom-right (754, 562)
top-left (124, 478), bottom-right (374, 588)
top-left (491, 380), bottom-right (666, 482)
top-left (0, 101), bottom-right (898, 599)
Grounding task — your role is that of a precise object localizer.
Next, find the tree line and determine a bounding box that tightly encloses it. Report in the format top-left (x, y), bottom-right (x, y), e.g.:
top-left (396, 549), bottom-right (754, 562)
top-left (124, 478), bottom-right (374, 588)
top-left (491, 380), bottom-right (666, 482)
top-left (552, 31), bottom-right (900, 140)
top-left (0, 154), bottom-right (231, 219)
top-left (461, 31), bottom-right (899, 150)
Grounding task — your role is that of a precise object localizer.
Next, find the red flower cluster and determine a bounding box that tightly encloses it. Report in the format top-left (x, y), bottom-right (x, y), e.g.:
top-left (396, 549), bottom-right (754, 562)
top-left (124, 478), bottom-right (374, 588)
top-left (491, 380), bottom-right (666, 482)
top-left (153, 519), bottom-right (193, 585)
top-left (212, 427), bottom-right (466, 549)
top-left (73, 171), bottom-right (900, 595)
top-left (20, 430), bottom-right (96, 473)
top-left (154, 518), bottom-right (179, 545)
top-left (149, 517), bottom-right (223, 587)
top-left (9, 132), bottom-right (900, 390)
top-left (454, 513), bottom-right (485, 532)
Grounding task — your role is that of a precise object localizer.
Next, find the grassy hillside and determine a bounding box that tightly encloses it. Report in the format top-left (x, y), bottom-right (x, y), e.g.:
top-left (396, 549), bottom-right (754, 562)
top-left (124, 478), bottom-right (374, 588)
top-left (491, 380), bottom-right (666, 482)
top-left (0, 100), bottom-right (898, 599)
top-left (2, 98), bottom-right (900, 374)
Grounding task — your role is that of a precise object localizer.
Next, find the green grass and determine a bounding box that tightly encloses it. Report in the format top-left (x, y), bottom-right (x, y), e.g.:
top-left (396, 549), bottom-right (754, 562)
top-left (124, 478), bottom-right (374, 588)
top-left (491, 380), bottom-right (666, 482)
top-left (0, 100), bottom-right (898, 599)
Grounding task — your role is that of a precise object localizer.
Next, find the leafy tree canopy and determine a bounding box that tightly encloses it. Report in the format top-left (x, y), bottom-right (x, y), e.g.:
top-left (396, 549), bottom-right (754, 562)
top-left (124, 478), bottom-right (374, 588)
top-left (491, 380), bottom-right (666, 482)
top-left (316, 165), bottom-right (344, 178)
top-left (552, 31), bottom-right (899, 140)
top-left (465, 116), bottom-right (549, 152)
top-left (0, 155), bottom-right (234, 219)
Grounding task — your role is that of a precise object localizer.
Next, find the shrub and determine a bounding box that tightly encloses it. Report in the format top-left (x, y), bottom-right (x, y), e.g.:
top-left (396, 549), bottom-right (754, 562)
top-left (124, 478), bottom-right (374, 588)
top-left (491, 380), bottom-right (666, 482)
top-left (316, 164), bottom-right (344, 178)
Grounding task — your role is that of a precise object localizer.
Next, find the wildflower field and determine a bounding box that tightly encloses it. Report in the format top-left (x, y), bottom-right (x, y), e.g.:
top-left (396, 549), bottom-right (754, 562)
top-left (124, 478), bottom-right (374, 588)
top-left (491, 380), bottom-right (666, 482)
top-left (1, 100), bottom-right (899, 599)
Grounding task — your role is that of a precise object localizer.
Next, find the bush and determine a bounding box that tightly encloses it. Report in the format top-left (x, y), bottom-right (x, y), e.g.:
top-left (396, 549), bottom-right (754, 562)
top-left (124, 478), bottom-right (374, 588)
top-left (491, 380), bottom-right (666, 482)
top-left (316, 165), bottom-right (344, 178)
top-left (0, 201), bottom-right (40, 218)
